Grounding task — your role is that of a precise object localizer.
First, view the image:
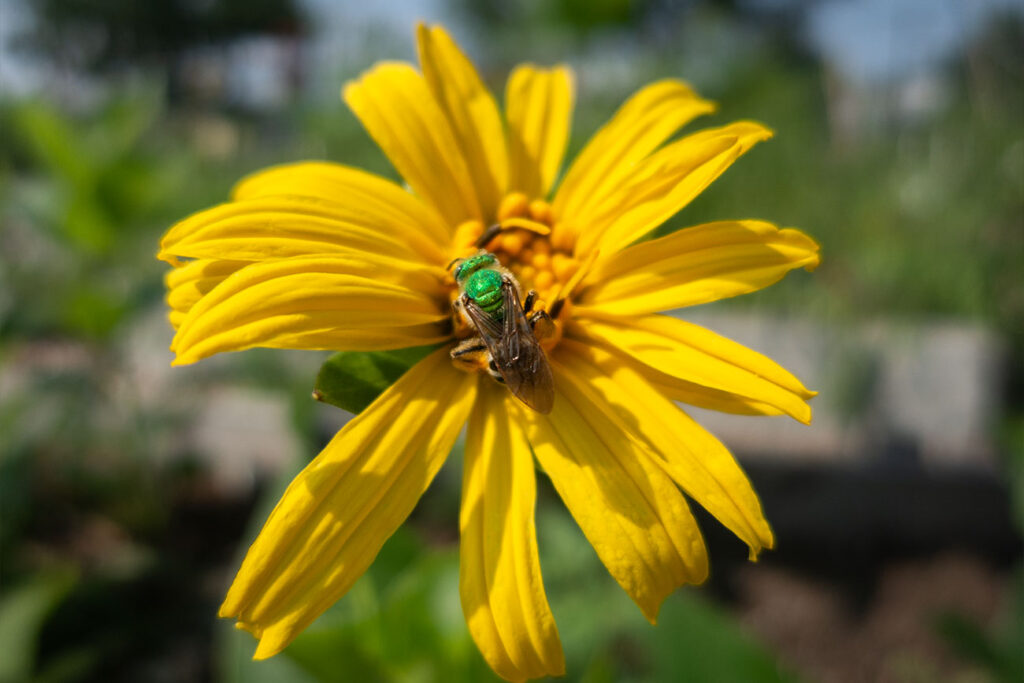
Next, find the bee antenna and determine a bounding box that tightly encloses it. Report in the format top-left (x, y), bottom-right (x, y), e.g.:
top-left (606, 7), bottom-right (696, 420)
top-left (474, 223), bottom-right (503, 249)
top-left (446, 257), bottom-right (463, 272)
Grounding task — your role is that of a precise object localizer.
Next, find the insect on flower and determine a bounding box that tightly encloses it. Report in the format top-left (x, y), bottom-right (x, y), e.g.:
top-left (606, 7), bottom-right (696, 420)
top-left (159, 21), bottom-right (820, 683)
top-left (449, 248), bottom-right (556, 414)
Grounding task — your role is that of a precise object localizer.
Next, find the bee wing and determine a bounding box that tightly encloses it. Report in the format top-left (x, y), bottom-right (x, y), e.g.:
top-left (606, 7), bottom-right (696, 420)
top-left (461, 281), bottom-right (554, 414)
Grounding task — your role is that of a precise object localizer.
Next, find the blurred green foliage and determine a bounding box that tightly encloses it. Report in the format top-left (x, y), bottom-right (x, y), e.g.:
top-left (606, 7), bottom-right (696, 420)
top-left (2, 91), bottom-right (190, 339)
top-left (0, 570), bottom-right (78, 683)
top-left (651, 43), bottom-right (1024, 333)
top-left (936, 592), bottom-right (1024, 683)
top-left (22, 0), bottom-right (303, 72)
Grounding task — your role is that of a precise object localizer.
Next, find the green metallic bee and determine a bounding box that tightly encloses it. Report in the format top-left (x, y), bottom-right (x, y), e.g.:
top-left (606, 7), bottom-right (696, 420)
top-left (449, 251), bottom-right (555, 414)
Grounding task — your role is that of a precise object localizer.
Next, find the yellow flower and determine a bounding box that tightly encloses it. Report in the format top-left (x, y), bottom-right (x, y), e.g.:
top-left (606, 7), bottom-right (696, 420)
top-left (159, 24), bottom-right (819, 682)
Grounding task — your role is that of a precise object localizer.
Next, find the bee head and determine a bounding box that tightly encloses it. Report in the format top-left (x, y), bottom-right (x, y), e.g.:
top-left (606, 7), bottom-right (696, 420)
top-left (450, 252), bottom-right (497, 283)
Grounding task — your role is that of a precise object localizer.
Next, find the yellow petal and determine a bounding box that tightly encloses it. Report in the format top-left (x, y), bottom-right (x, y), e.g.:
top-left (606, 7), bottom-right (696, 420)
top-left (460, 382), bottom-right (564, 682)
top-left (552, 80), bottom-right (714, 240)
top-left (522, 362), bottom-right (707, 622)
top-left (220, 351), bottom-right (475, 659)
top-left (557, 341), bottom-right (776, 556)
top-left (576, 220), bottom-right (820, 316)
top-left (165, 258), bottom-right (249, 327)
top-left (570, 315), bottom-right (814, 423)
top-left (343, 62), bottom-right (482, 226)
top-left (576, 122), bottom-right (774, 258)
top-left (641, 371), bottom-right (787, 417)
top-left (231, 161), bottom-right (451, 246)
top-left (159, 196), bottom-right (446, 265)
top-left (505, 64), bottom-right (574, 199)
top-left (417, 24), bottom-right (508, 219)
top-left (171, 255), bottom-right (450, 365)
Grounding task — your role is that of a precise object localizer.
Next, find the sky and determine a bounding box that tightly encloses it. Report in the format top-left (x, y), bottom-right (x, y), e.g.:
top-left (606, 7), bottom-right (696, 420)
top-left (804, 0), bottom-right (1024, 85)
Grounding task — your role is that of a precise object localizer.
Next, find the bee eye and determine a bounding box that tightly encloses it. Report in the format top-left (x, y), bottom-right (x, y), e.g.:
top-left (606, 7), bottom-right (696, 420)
top-left (447, 257), bottom-right (465, 279)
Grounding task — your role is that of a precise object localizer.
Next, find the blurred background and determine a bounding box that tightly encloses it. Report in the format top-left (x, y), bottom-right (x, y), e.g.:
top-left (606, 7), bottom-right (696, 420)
top-left (1, 0), bottom-right (1022, 681)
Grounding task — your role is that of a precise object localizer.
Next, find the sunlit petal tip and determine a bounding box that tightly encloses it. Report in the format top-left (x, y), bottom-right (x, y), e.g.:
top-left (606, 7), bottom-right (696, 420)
top-left (784, 228), bottom-right (822, 270)
top-left (340, 60), bottom-right (417, 106)
top-left (157, 251), bottom-right (183, 266)
top-left (169, 354), bottom-right (191, 368)
top-left (747, 528), bottom-right (777, 561)
top-left (675, 88), bottom-right (716, 117)
top-left (731, 119), bottom-right (775, 142)
top-left (218, 600), bottom-right (235, 620)
top-left (251, 629), bottom-right (292, 661)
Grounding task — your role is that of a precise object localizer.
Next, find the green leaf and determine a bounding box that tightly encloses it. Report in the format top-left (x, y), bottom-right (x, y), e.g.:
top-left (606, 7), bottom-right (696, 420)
top-left (282, 536), bottom-right (500, 683)
top-left (642, 592), bottom-right (801, 683)
top-left (12, 101), bottom-right (89, 186)
top-left (313, 345), bottom-right (439, 414)
top-left (934, 612), bottom-right (1005, 675)
top-left (0, 570), bottom-right (77, 683)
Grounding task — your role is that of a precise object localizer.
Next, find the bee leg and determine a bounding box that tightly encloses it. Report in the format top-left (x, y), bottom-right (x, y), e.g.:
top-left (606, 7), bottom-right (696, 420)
top-left (451, 337), bottom-right (490, 373)
top-left (523, 290), bottom-right (537, 314)
top-left (486, 359), bottom-right (505, 384)
top-left (529, 309), bottom-right (555, 340)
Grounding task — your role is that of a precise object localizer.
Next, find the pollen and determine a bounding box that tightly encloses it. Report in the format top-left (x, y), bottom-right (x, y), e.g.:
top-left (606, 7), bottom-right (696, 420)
top-left (528, 199), bottom-right (553, 224)
top-left (502, 233), bottom-right (525, 256)
top-left (498, 192), bottom-right (530, 221)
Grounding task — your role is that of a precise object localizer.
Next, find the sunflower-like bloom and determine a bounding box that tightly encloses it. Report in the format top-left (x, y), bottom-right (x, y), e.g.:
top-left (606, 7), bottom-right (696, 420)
top-left (159, 24), bottom-right (819, 682)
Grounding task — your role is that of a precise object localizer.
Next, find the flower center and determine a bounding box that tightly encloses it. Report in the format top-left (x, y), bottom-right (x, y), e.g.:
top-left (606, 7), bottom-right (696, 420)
top-left (448, 192), bottom-right (582, 351)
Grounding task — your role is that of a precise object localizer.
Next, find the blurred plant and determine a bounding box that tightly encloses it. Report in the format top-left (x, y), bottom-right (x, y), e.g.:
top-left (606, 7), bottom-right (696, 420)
top-left (460, 0), bottom-right (644, 35)
top-left (17, 0), bottom-right (303, 74)
top-left (1, 90), bottom-right (193, 340)
top-left (935, 578), bottom-right (1024, 683)
top-left (933, 396), bottom-right (1024, 680)
top-left (683, 16), bottom-right (1023, 327)
top-left (0, 81), bottom-right (309, 682)
top-left (0, 570), bottom-right (78, 683)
